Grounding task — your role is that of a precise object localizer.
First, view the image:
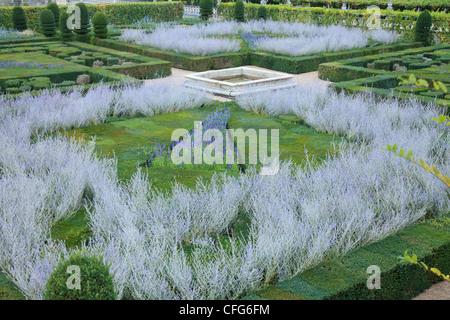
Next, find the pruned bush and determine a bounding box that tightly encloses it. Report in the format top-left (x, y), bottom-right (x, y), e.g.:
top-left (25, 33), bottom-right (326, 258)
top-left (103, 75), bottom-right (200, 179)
top-left (12, 6), bottom-right (27, 31)
top-left (92, 12), bottom-right (108, 39)
top-left (415, 10), bottom-right (433, 46)
top-left (257, 5), bottom-right (267, 20)
top-left (40, 9), bottom-right (56, 37)
top-left (76, 74), bottom-right (90, 85)
top-left (234, 0), bottom-right (245, 22)
top-left (200, 0), bottom-right (213, 21)
top-left (59, 11), bottom-right (72, 42)
top-left (73, 3), bottom-right (90, 43)
top-left (46, 2), bottom-right (60, 26)
top-left (43, 253), bottom-right (116, 300)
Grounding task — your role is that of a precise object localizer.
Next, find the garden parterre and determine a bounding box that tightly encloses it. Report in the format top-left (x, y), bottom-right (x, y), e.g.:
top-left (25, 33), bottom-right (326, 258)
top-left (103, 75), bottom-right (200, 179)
top-left (0, 79), bottom-right (448, 299)
top-left (119, 20), bottom-right (399, 56)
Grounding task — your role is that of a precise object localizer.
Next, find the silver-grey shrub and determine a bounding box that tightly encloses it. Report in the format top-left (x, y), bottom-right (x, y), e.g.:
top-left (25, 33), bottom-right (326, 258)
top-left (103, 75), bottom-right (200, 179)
top-left (0, 80), bottom-right (448, 300)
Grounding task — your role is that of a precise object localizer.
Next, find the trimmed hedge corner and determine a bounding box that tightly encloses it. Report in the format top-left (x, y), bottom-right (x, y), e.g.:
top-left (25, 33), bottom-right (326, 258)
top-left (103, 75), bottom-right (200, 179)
top-left (244, 214), bottom-right (450, 300)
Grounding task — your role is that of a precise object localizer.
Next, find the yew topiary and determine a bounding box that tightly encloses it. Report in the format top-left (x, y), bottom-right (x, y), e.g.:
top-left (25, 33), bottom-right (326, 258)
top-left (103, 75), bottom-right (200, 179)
top-left (415, 10), bottom-right (433, 46)
top-left (40, 9), bottom-right (56, 37)
top-left (73, 3), bottom-right (90, 43)
top-left (59, 11), bottom-right (72, 42)
top-left (12, 6), bottom-right (27, 31)
top-left (92, 12), bottom-right (108, 39)
top-left (47, 2), bottom-right (60, 26)
top-left (257, 6), bottom-right (267, 20)
top-left (200, 0), bottom-right (213, 21)
top-left (234, 0), bottom-right (245, 22)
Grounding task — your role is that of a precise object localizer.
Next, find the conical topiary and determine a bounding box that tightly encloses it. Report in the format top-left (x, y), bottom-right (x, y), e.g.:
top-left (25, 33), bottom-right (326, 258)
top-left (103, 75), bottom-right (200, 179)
top-left (59, 11), bottom-right (72, 42)
top-left (40, 9), bottom-right (56, 37)
top-left (234, 0), bottom-right (245, 22)
top-left (12, 6), bottom-right (27, 31)
top-left (200, 0), bottom-right (213, 21)
top-left (415, 10), bottom-right (433, 46)
top-left (47, 2), bottom-right (60, 26)
top-left (73, 3), bottom-right (90, 42)
top-left (257, 5), bottom-right (267, 20)
top-left (92, 12), bottom-right (108, 39)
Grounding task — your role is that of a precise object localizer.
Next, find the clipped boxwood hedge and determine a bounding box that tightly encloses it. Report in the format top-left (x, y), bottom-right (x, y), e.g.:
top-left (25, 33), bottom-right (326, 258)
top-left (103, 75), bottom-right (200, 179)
top-left (292, 0), bottom-right (449, 12)
top-left (243, 214), bottom-right (450, 300)
top-left (0, 2), bottom-right (184, 31)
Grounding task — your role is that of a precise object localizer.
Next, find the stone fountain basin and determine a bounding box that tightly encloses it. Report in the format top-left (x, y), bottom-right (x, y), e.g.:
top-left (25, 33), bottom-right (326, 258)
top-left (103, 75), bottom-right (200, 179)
top-left (184, 67), bottom-right (295, 98)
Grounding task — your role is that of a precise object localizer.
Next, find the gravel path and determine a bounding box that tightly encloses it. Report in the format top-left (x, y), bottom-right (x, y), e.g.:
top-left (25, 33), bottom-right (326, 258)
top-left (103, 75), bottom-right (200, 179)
top-left (413, 281), bottom-right (450, 300)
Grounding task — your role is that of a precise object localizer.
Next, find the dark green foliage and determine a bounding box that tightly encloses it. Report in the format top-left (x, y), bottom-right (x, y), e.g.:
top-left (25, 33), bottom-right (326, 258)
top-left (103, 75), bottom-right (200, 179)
top-left (92, 12), bottom-right (108, 39)
top-left (59, 12), bottom-right (73, 42)
top-left (74, 3), bottom-right (90, 43)
top-left (44, 253), bottom-right (116, 300)
top-left (12, 6), bottom-right (27, 31)
top-left (46, 2), bottom-right (60, 26)
top-left (40, 9), bottom-right (56, 37)
top-left (200, 0), bottom-right (213, 21)
top-left (415, 10), bottom-right (433, 46)
top-left (257, 5), bottom-right (267, 20)
top-left (234, 0), bottom-right (245, 22)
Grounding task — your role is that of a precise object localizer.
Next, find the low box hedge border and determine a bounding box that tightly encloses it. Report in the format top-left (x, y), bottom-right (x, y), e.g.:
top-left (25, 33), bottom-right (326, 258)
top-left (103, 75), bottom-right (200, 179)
top-left (329, 75), bottom-right (450, 112)
top-left (250, 40), bottom-right (418, 74)
top-left (319, 43), bottom-right (450, 82)
top-left (96, 38), bottom-right (251, 72)
top-left (97, 38), bottom-right (418, 73)
top-left (242, 214), bottom-right (450, 300)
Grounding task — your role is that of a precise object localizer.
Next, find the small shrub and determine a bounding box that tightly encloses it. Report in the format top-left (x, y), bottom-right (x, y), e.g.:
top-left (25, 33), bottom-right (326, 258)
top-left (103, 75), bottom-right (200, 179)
top-left (92, 60), bottom-right (103, 68)
top-left (234, 0), bottom-right (245, 22)
top-left (415, 10), bottom-right (433, 46)
top-left (74, 3), bottom-right (90, 43)
top-left (200, 0), bottom-right (213, 21)
top-left (12, 6), bottom-right (27, 31)
top-left (76, 74), bottom-right (90, 85)
top-left (90, 35), bottom-right (98, 45)
top-left (92, 12), bottom-right (108, 39)
top-left (59, 12), bottom-right (73, 42)
top-left (47, 2), bottom-right (60, 26)
top-left (257, 6), bottom-right (267, 20)
top-left (40, 9), bottom-right (56, 37)
top-left (43, 253), bottom-right (116, 300)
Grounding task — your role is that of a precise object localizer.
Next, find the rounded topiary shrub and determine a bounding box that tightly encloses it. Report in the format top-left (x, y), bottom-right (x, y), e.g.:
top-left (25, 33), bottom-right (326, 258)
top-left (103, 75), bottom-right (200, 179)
top-left (40, 9), bottom-right (56, 37)
top-left (200, 0), bottom-right (213, 21)
top-left (257, 6), bottom-right (267, 20)
top-left (234, 0), bottom-right (245, 22)
top-left (47, 2), bottom-right (60, 26)
top-left (12, 6), bottom-right (27, 31)
top-left (43, 253), bottom-right (116, 300)
top-left (92, 12), bottom-right (108, 39)
top-left (415, 10), bottom-right (433, 46)
top-left (59, 11), bottom-right (72, 42)
top-left (74, 3), bottom-right (90, 43)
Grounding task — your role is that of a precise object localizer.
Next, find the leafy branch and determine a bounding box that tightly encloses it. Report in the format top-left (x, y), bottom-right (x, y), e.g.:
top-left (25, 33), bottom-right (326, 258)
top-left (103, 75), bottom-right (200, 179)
top-left (383, 114), bottom-right (450, 188)
top-left (398, 74), bottom-right (448, 93)
top-left (399, 251), bottom-right (450, 282)
top-left (384, 143), bottom-right (450, 188)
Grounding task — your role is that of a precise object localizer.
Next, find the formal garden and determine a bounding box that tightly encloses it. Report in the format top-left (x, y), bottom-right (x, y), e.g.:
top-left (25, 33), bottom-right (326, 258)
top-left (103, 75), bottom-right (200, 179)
top-left (0, 0), bottom-right (449, 301)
